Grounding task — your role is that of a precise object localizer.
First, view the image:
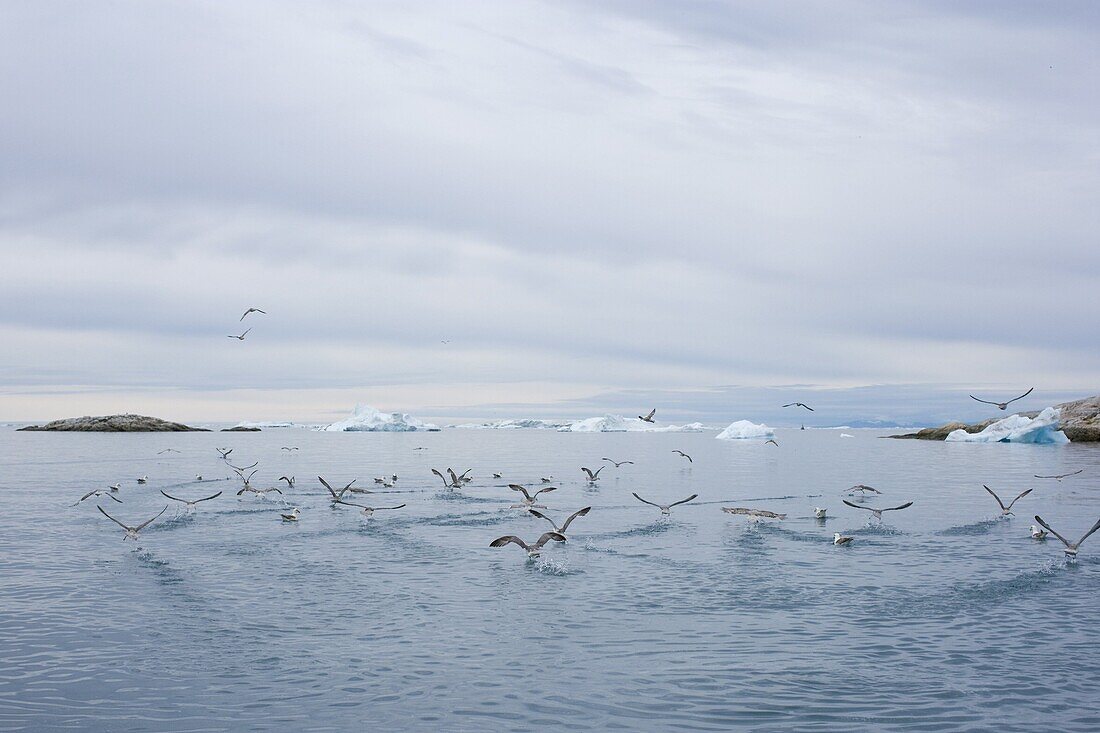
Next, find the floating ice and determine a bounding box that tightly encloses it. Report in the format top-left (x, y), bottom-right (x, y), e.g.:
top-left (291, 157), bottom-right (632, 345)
top-left (840, 433), bottom-right (855, 438)
top-left (945, 407), bottom-right (1069, 444)
top-left (715, 420), bottom-right (775, 440)
top-left (557, 415), bottom-right (706, 433)
top-left (320, 404), bottom-right (440, 432)
top-left (232, 421), bottom-right (312, 429)
top-left (450, 419), bottom-right (567, 430)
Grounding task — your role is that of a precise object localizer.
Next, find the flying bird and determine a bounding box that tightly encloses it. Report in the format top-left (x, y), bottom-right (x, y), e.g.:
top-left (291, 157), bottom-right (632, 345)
top-left (228, 461), bottom-right (258, 472)
top-left (74, 489), bottom-right (123, 505)
top-left (431, 468), bottom-right (463, 490)
top-left (489, 532), bottom-right (566, 558)
top-left (281, 446), bottom-right (299, 451)
top-left (581, 466), bottom-right (605, 482)
top-left (1032, 515), bottom-right (1100, 558)
top-left (528, 507), bottom-right (591, 538)
top-left (843, 499), bottom-right (913, 520)
top-left (782, 402), bottom-right (814, 411)
top-left (97, 505), bottom-right (167, 541)
top-left (161, 490), bottom-right (222, 510)
top-left (240, 307), bottom-right (266, 321)
top-left (227, 328), bottom-right (252, 341)
top-left (765, 439), bottom-right (779, 447)
top-left (969, 387), bottom-right (1033, 410)
top-left (509, 484), bottom-right (556, 508)
top-left (633, 492), bottom-right (698, 515)
top-left (1034, 469), bottom-right (1083, 481)
top-left (279, 476), bottom-right (295, 488)
top-left (983, 485), bottom-right (1032, 516)
top-left (602, 458), bottom-right (634, 468)
top-left (232, 468), bottom-right (258, 489)
top-left (319, 477), bottom-right (360, 501)
top-left (334, 500), bottom-right (407, 518)
top-left (638, 409), bottom-right (656, 423)
top-left (216, 448), bottom-right (233, 459)
top-left (672, 450), bottom-right (692, 463)
top-left (237, 486), bottom-right (282, 498)
top-left (833, 532), bottom-right (854, 546)
top-left (722, 507), bottom-right (787, 520)
top-left (846, 484), bottom-right (881, 495)
top-left (157, 449), bottom-right (180, 455)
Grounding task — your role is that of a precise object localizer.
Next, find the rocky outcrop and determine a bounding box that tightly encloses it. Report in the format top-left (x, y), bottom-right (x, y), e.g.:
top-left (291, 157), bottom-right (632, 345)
top-left (221, 426), bottom-right (261, 432)
top-left (890, 395), bottom-right (1100, 442)
top-left (18, 414), bottom-right (208, 432)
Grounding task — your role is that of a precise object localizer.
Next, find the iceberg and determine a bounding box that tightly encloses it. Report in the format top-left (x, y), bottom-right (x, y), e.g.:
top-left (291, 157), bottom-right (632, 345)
top-left (450, 419), bottom-right (568, 430)
top-left (321, 404), bottom-right (440, 432)
top-left (232, 420), bottom-right (313, 429)
top-left (715, 420), bottom-right (775, 440)
top-left (557, 415), bottom-right (707, 433)
top-left (945, 407), bottom-right (1068, 444)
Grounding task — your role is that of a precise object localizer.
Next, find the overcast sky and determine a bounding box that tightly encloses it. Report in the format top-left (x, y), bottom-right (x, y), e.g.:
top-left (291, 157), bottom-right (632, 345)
top-left (1, 1), bottom-right (1097, 425)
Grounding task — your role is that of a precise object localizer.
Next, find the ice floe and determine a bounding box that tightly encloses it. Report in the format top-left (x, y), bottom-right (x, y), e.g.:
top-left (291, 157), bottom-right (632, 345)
top-left (449, 419), bottom-right (567, 430)
top-left (715, 420), bottom-right (775, 440)
top-left (557, 415), bottom-right (706, 433)
top-left (320, 404), bottom-right (440, 432)
top-left (945, 407), bottom-right (1069, 444)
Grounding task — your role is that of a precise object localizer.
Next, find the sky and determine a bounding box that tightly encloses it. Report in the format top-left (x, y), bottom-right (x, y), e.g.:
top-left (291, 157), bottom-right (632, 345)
top-left (1, 1), bottom-right (1098, 427)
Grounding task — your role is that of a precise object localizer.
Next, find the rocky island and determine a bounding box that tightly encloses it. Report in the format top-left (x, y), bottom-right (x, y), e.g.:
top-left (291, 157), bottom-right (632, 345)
top-left (890, 395), bottom-right (1100, 442)
top-left (18, 414), bottom-right (209, 432)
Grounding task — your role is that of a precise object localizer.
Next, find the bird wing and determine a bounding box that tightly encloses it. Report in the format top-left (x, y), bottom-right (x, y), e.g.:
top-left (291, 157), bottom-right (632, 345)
top-left (318, 476), bottom-right (338, 497)
top-left (279, 476), bottom-right (292, 483)
top-left (842, 499), bottom-right (873, 512)
top-left (581, 467), bottom-right (594, 479)
top-left (342, 480), bottom-right (358, 492)
top-left (509, 484), bottom-right (534, 501)
top-left (335, 499), bottom-right (368, 509)
top-left (983, 485), bottom-right (1007, 511)
top-left (632, 492), bottom-right (660, 508)
top-left (644, 409), bottom-right (655, 420)
top-left (1074, 517), bottom-right (1100, 548)
top-left (489, 535), bottom-right (528, 550)
top-left (241, 327), bottom-right (252, 337)
top-left (240, 309), bottom-right (249, 320)
top-left (375, 504), bottom-right (406, 511)
top-left (1005, 387), bottom-right (1034, 405)
top-left (1033, 516), bottom-right (1073, 548)
top-left (458, 469), bottom-right (473, 480)
top-left (534, 531), bottom-right (567, 548)
top-left (135, 506), bottom-right (169, 532)
top-left (592, 466), bottom-right (605, 478)
top-left (669, 494), bottom-right (699, 508)
top-left (97, 505), bottom-right (131, 530)
top-left (782, 403), bottom-right (796, 407)
top-left (1005, 488), bottom-right (1032, 510)
top-left (447, 469), bottom-right (461, 485)
top-left (766, 439), bottom-right (779, 446)
top-left (969, 395), bottom-right (999, 406)
top-left (268, 487), bottom-right (283, 495)
top-left (236, 488), bottom-right (251, 495)
top-left (527, 509), bottom-right (557, 530)
top-left (431, 469), bottom-right (448, 486)
top-left (78, 490), bottom-right (97, 502)
top-left (802, 404), bottom-right (815, 411)
top-left (883, 502), bottom-right (914, 512)
top-left (533, 486), bottom-right (557, 499)
top-left (196, 492), bottom-right (223, 503)
top-left (160, 490), bottom-right (186, 503)
top-left (560, 506), bottom-right (592, 532)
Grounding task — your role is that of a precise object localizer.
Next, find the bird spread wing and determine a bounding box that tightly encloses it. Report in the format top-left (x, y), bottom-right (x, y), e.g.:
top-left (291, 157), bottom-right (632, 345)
top-left (509, 484), bottom-right (534, 501)
top-left (318, 477), bottom-right (338, 497)
top-left (1006, 488), bottom-right (1032, 509)
top-left (843, 499), bottom-right (873, 512)
top-left (527, 509), bottom-right (557, 530)
top-left (560, 506), bottom-right (592, 532)
top-left (447, 469), bottom-right (461, 485)
top-left (134, 506), bottom-right (169, 531)
top-left (642, 409), bottom-right (655, 420)
top-left (883, 502), bottom-right (913, 512)
top-left (669, 494), bottom-right (698, 508)
top-left (534, 532), bottom-right (567, 548)
top-left (196, 492), bottom-right (223, 503)
top-left (335, 500), bottom-right (368, 510)
top-left (376, 504), bottom-right (406, 511)
top-left (97, 505), bottom-right (131, 530)
top-left (1005, 387), bottom-right (1034, 404)
top-left (533, 486), bottom-right (557, 499)
top-left (160, 490), bottom-right (187, 503)
top-left (983, 485), bottom-right (1007, 511)
top-left (632, 492), bottom-right (659, 508)
top-left (431, 469), bottom-right (448, 486)
top-left (581, 467), bottom-right (595, 479)
top-left (1075, 517), bottom-right (1100, 548)
top-left (1033, 516), bottom-right (1073, 548)
top-left (968, 395), bottom-right (999, 406)
top-left (489, 535), bottom-right (528, 550)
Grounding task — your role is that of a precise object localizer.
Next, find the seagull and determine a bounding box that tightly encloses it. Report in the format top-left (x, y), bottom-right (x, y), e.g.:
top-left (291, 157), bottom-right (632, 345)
top-left (334, 500), bottom-right (407, 518)
top-left (281, 507), bottom-right (301, 522)
top-left (161, 490), bottom-right (222, 510)
top-left (74, 489), bottom-right (123, 505)
top-left (528, 507), bottom-right (592, 538)
top-left (540, 476), bottom-right (554, 484)
top-left (489, 531), bottom-right (566, 558)
top-left (581, 466), bottom-right (605, 482)
top-left (492, 472), bottom-right (503, 479)
top-left (137, 476), bottom-right (148, 484)
top-left (969, 387), bottom-right (1034, 410)
top-left (391, 474), bottom-right (398, 482)
top-left (227, 328), bottom-right (252, 341)
top-left (813, 507), bottom-right (827, 519)
top-left (228, 461), bottom-right (258, 472)
top-left (431, 468), bottom-right (463, 490)
top-left (842, 499), bottom-right (913, 520)
top-left (97, 505), bottom-right (167, 541)
top-left (765, 439), bottom-right (779, 447)
top-left (721, 507), bottom-right (787, 520)
top-left (279, 476), bottom-right (295, 488)
top-left (216, 448), bottom-right (233, 459)
top-left (157, 449), bottom-right (180, 455)
top-left (782, 402), bottom-right (814, 411)
top-left (672, 450), bottom-right (692, 463)
top-left (602, 458), bottom-right (634, 468)
top-left (108, 483), bottom-right (122, 492)
top-left (233, 468), bottom-right (258, 489)
top-left (638, 409), bottom-right (656, 423)
top-left (1030, 525), bottom-right (1047, 540)
top-left (237, 486), bottom-right (282, 498)
top-left (281, 446), bottom-right (299, 451)
top-left (846, 484), bottom-right (881, 495)
top-left (195, 475), bottom-right (203, 481)
top-left (1033, 515), bottom-right (1100, 558)
top-left (633, 492), bottom-right (698, 515)
top-left (833, 532), bottom-right (854, 546)
top-left (983, 485), bottom-right (1032, 516)
top-left (240, 307), bottom-right (266, 321)
top-left (1034, 469), bottom-right (1084, 481)
top-left (319, 477), bottom-right (360, 502)
top-left (509, 484), bottom-right (556, 508)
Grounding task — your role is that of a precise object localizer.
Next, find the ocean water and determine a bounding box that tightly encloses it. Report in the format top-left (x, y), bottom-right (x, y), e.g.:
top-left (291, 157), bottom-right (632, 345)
top-left (1, 427), bottom-right (1098, 732)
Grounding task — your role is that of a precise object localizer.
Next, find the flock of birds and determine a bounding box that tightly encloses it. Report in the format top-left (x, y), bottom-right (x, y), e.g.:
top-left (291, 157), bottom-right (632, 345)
top-left (77, 390), bottom-right (1098, 561)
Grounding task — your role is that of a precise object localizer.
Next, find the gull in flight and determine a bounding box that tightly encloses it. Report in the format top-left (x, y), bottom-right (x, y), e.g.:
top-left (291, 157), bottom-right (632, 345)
top-left (1030, 525), bottom-right (1047, 540)
top-left (602, 458), bottom-right (634, 468)
top-left (672, 450), bottom-right (692, 463)
top-left (279, 476), bottom-right (295, 488)
top-left (813, 507), bottom-right (827, 519)
top-left (137, 476), bottom-right (148, 484)
top-left (157, 449), bottom-right (180, 455)
top-left (722, 507), bottom-right (787, 521)
top-left (431, 468), bottom-right (467, 490)
top-left (969, 387), bottom-right (1034, 410)
top-left (638, 409), bottom-right (656, 423)
top-left (1034, 469), bottom-right (1083, 481)
top-left (528, 507), bottom-right (591, 539)
top-left (216, 448), bottom-right (233, 459)
top-left (489, 531), bottom-right (566, 558)
top-left (319, 477), bottom-right (361, 502)
top-left (240, 307), bottom-right (266, 321)
top-left (97, 505), bottom-right (167, 541)
top-left (334, 499), bottom-right (407, 518)
top-left (846, 484), bottom-right (881, 495)
top-left (782, 402), bottom-right (814, 411)
top-left (74, 489), bottom-right (123, 505)
top-left (633, 492), bottom-right (698, 515)
top-left (509, 484), bottom-right (556, 508)
top-left (227, 327), bottom-right (252, 341)
top-left (281, 446), bottom-right (299, 451)
top-left (237, 485), bottom-right (282, 498)
top-left (581, 466), bottom-right (605, 483)
top-left (1032, 515), bottom-right (1100, 558)
top-left (843, 499), bottom-right (913, 520)
top-left (983, 485), bottom-right (1032, 516)
top-left (281, 507), bottom-right (301, 522)
top-left (161, 490), bottom-right (223, 510)
top-left (765, 439), bottom-right (779, 447)
top-left (233, 468), bottom-right (258, 489)
top-left (228, 461), bottom-right (258, 472)
top-left (833, 532), bottom-right (854, 546)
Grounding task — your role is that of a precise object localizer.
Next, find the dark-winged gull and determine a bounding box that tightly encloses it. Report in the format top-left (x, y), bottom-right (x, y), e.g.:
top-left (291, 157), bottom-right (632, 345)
top-left (161, 490), bottom-right (222, 510)
top-left (983, 485), bottom-right (1032, 516)
top-left (782, 402), bottom-right (814, 411)
top-left (969, 387), bottom-right (1033, 410)
top-left (227, 327), bottom-right (252, 341)
top-left (638, 409), bottom-right (656, 423)
top-left (97, 505), bottom-right (167, 541)
top-left (1033, 469), bottom-right (1083, 481)
top-left (846, 484), bottom-right (881, 495)
top-left (672, 450), bottom-right (692, 463)
top-left (319, 477), bottom-right (361, 502)
top-left (634, 492), bottom-right (698, 515)
top-left (833, 532), bottom-right (854, 546)
top-left (279, 476), bottom-right (295, 488)
top-left (74, 489), bottom-right (123, 505)
top-left (489, 531), bottom-right (566, 557)
top-left (581, 466), bottom-right (604, 482)
top-left (334, 499), bottom-right (407, 518)
top-left (602, 458), bottom-right (634, 468)
top-left (240, 307), bottom-right (266, 321)
top-left (510, 484), bottom-right (556, 508)
top-left (1032, 515), bottom-right (1100, 558)
top-left (528, 507), bottom-right (591, 538)
top-left (843, 499), bottom-right (913, 520)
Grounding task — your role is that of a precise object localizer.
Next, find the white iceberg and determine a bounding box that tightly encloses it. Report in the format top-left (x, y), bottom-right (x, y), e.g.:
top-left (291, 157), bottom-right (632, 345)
top-left (557, 414), bottom-right (707, 433)
top-left (320, 404), bottom-right (440, 432)
top-left (450, 419), bottom-right (568, 430)
top-left (715, 420), bottom-right (775, 440)
top-left (232, 420), bottom-right (313, 429)
top-left (945, 407), bottom-right (1068, 444)
top-left (840, 433), bottom-right (855, 438)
